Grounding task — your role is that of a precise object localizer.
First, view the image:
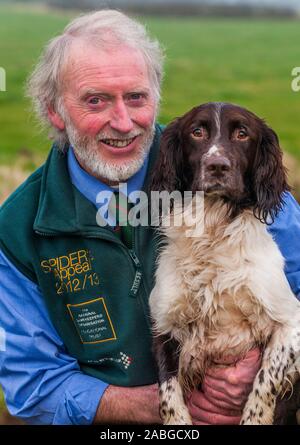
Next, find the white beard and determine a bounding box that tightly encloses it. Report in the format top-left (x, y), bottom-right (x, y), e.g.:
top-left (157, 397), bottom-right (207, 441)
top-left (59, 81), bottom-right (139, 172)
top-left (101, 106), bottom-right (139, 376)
top-left (66, 120), bottom-right (155, 183)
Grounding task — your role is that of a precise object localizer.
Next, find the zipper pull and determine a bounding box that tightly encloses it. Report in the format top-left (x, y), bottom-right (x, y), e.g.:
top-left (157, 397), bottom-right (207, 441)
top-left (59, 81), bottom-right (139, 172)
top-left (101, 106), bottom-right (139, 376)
top-left (128, 249), bottom-right (141, 268)
top-left (129, 270), bottom-right (143, 298)
top-left (128, 250), bottom-right (142, 298)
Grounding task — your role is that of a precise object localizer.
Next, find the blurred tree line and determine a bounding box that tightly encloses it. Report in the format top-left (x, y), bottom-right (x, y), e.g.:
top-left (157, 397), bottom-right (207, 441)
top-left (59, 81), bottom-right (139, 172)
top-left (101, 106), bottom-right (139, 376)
top-left (1, 0), bottom-right (297, 18)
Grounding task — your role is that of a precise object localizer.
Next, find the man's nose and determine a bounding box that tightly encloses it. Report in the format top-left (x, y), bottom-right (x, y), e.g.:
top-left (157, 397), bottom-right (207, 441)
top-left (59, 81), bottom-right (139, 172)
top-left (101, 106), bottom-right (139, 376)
top-left (109, 100), bottom-right (134, 133)
top-left (204, 155), bottom-right (231, 176)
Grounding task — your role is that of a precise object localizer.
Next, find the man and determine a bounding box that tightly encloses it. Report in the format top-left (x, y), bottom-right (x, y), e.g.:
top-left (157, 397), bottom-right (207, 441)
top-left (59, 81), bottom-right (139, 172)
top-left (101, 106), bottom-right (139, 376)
top-left (0, 10), bottom-right (299, 425)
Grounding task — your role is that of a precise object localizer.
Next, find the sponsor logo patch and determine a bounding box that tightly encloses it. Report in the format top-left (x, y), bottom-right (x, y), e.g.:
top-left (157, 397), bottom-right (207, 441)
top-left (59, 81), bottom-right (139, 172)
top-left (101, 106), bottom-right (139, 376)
top-left (67, 297), bottom-right (117, 344)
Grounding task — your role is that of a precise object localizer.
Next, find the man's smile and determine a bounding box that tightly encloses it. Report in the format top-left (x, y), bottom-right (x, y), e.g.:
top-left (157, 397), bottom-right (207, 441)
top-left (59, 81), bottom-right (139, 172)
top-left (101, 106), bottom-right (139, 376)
top-left (100, 136), bottom-right (137, 148)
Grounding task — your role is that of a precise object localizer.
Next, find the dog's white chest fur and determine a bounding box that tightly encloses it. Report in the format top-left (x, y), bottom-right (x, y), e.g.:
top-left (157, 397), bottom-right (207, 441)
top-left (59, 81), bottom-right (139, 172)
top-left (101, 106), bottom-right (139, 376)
top-left (150, 199), bottom-right (298, 378)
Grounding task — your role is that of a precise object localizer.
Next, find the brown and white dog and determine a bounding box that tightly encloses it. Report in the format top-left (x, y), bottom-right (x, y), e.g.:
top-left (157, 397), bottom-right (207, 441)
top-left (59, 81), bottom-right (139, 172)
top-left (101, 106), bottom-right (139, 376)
top-left (149, 102), bottom-right (300, 425)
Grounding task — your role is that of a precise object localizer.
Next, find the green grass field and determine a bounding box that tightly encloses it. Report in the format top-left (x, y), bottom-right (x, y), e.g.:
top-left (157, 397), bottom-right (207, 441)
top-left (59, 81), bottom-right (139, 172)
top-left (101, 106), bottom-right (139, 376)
top-left (0, 389), bottom-right (4, 407)
top-left (0, 3), bottom-right (300, 423)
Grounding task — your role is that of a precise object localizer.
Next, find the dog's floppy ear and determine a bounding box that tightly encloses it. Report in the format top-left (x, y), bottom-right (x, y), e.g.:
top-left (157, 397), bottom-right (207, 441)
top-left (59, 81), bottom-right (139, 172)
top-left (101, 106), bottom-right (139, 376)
top-left (150, 118), bottom-right (185, 193)
top-left (252, 123), bottom-right (290, 224)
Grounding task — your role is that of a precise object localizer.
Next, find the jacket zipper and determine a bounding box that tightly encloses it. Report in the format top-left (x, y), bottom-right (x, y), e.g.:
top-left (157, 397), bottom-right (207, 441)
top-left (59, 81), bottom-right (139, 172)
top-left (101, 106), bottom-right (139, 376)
top-left (130, 228), bottom-right (152, 330)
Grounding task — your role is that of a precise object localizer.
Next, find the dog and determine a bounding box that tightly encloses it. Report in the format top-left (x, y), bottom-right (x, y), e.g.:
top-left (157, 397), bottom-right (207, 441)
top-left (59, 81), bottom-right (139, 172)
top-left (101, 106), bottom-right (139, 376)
top-left (149, 102), bottom-right (300, 425)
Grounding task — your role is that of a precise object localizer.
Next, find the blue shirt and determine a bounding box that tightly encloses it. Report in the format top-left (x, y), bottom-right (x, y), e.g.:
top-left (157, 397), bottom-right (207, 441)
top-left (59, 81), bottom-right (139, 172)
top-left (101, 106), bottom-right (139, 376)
top-left (1, 150), bottom-right (300, 424)
top-left (0, 147), bottom-right (149, 425)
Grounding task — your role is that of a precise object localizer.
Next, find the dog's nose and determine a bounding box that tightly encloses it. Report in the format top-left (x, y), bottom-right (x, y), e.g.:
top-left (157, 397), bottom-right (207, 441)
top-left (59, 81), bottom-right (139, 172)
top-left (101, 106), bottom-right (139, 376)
top-left (204, 156), bottom-right (231, 175)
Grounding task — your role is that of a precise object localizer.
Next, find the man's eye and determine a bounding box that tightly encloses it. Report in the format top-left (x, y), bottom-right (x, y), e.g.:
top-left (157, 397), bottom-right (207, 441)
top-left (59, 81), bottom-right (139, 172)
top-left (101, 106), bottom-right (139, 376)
top-left (191, 127), bottom-right (207, 139)
top-left (127, 93), bottom-right (147, 104)
top-left (130, 93), bottom-right (142, 100)
top-left (88, 97), bottom-right (101, 105)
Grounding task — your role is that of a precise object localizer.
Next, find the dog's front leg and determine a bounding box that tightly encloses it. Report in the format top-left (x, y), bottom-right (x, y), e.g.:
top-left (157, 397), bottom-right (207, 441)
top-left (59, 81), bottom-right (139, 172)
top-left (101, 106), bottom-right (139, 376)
top-left (240, 325), bottom-right (300, 425)
top-left (153, 334), bottom-right (193, 425)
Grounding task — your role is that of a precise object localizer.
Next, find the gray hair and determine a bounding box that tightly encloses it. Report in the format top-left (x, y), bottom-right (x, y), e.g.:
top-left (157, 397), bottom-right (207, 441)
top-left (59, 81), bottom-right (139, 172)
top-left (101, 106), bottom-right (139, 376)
top-left (26, 9), bottom-right (164, 147)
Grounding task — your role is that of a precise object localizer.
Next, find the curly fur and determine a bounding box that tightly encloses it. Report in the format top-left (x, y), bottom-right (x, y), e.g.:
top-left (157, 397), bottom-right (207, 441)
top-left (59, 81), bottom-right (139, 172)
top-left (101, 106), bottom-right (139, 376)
top-left (149, 103), bottom-right (300, 425)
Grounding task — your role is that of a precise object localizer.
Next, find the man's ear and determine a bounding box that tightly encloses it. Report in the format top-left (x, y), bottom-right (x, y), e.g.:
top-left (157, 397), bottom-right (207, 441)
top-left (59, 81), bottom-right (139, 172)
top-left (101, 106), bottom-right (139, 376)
top-left (47, 106), bottom-right (65, 131)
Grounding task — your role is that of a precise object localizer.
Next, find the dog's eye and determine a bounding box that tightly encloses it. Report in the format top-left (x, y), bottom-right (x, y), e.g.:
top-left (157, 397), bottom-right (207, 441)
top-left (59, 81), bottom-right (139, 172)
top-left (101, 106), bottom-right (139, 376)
top-left (232, 127), bottom-right (249, 141)
top-left (191, 127), bottom-right (207, 139)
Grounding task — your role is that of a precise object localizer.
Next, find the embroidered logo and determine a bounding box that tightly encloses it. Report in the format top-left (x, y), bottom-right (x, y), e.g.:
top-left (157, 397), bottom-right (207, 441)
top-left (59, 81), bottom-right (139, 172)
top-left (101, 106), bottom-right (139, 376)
top-left (40, 249), bottom-right (100, 295)
top-left (87, 352), bottom-right (133, 370)
top-left (120, 352), bottom-right (133, 369)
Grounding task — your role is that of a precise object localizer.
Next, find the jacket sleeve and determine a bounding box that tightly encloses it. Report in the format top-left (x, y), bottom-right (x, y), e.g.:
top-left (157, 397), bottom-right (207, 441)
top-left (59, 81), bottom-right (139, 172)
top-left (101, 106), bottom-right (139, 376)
top-left (0, 250), bottom-right (108, 425)
top-left (268, 192), bottom-right (300, 300)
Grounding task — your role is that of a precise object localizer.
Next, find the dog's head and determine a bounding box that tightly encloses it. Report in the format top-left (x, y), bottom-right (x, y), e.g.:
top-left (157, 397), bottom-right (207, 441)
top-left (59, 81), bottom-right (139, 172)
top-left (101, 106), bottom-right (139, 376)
top-left (151, 102), bottom-right (290, 223)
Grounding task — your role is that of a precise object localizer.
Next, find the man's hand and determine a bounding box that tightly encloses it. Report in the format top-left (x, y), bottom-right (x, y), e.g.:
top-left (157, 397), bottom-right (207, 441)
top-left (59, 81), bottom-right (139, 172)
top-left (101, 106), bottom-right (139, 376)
top-left (93, 383), bottom-right (161, 424)
top-left (186, 348), bottom-right (262, 425)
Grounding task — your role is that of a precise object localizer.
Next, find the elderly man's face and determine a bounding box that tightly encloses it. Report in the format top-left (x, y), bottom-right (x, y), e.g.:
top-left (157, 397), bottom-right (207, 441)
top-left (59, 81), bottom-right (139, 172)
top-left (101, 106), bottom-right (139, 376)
top-left (50, 42), bottom-right (157, 184)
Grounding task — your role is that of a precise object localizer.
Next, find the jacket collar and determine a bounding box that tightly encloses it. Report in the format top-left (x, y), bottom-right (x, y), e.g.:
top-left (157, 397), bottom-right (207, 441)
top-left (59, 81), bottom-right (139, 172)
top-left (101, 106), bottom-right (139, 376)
top-left (33, 124), bottom-right (162, 236)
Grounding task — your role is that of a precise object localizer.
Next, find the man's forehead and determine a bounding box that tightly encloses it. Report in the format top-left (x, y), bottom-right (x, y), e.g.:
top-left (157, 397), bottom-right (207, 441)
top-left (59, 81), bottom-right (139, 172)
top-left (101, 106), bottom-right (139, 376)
top-left (62, 40), bottom-right (150, 93)
top-left (65, 40), bottom-right (147, 74)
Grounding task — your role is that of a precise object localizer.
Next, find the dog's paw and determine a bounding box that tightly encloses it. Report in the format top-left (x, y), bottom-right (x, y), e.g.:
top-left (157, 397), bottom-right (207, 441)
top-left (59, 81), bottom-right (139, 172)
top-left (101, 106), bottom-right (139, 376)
top-left (159, 377), bottom-right (193, 425)
top-left (162, 407), bottom-right (193, 425)
top-left (240, 400), bottom-right (274, 425)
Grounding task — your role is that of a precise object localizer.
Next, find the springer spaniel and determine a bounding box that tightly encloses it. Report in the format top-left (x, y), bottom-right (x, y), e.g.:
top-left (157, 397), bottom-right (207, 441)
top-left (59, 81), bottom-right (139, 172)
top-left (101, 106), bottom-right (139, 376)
top-left (149, 102), bottom-right (300, 425)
